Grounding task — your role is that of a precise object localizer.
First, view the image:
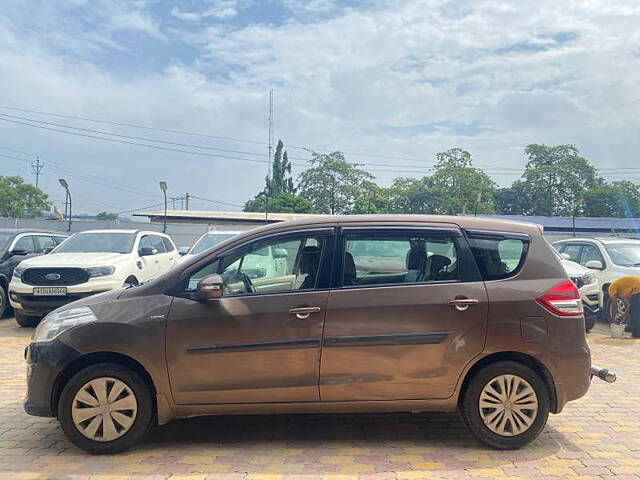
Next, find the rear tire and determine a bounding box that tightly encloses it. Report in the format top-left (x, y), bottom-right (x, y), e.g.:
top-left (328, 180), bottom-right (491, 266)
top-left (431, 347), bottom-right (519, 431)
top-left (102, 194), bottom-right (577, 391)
top-left (15, 311), bottom-right (40, 327)
top-left (461, 361), bottom-right (550, 450)
top-left (58, 363), bottom-right (154, 454)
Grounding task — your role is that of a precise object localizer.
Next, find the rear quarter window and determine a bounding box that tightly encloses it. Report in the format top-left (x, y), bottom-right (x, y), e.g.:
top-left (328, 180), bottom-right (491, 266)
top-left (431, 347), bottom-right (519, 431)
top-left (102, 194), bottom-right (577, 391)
top-left (466, 232), bottom-right (529, 281)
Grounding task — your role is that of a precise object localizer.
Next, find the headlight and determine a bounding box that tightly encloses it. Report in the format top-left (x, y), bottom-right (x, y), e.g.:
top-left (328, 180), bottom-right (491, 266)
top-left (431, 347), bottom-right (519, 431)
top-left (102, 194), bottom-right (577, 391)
top-left (583, 272), bottom-right (597, 285)
top-left (84, 266), bottom-right (115, 278)
top-left (32, 306), bottom-right (97, 342)
top-left (13, 266), bottom-right (25, 280)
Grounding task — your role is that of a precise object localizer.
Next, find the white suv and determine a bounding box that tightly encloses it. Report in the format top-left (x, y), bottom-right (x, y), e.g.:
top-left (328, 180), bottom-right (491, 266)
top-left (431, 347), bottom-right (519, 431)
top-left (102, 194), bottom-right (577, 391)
top-left (9, 229), bottom-right (177, 327)
top-left (553, 237), bottom-right (640, 320)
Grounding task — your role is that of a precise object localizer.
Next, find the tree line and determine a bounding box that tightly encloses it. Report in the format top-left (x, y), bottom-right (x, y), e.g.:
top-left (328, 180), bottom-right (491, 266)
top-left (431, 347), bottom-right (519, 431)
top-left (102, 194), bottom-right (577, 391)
top-left (2, 142), bottom-right (638, 219)
top-left (244, 142), bottom-right (640, 218)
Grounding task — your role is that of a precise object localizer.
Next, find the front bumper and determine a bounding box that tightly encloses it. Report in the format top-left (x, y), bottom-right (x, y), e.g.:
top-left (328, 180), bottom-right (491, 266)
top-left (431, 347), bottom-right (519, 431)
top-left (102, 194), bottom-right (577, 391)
top-left (24, 340), bottom-right (80, 417)
top-left (9, 277), bottom-right (124, 317)
top-left (10, 291), bottom-right (109, 317)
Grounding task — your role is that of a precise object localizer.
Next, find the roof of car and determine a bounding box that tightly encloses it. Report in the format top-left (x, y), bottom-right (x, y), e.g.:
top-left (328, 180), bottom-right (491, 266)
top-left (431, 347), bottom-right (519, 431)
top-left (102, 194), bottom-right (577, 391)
top-left (555, 236), bottom-right (640, 244)
top-left (232, 214), bottom-right (542, 238)
top-left (74, 229), bottom-right (168, 236)
top-left (0, 228), bottom-right (67, 235)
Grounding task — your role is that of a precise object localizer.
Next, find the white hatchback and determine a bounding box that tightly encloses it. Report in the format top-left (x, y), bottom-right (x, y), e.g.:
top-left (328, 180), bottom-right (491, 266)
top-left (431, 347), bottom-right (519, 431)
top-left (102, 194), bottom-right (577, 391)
top-left (9, 229), bottom-right (177, 326)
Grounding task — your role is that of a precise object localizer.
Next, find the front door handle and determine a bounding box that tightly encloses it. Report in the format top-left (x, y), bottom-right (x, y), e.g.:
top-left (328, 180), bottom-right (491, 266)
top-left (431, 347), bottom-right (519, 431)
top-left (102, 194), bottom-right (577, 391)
top-left (289, 306), bottom-right (321, 319)
top-left (448, 298), bottom-right (479, 311)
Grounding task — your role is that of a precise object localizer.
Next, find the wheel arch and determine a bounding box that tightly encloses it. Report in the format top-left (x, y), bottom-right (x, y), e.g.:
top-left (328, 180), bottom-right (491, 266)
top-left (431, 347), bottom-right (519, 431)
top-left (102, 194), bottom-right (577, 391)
top-left (458, 351), bottom-right (558, 413)
top-left (124, 275), bottom-right (139, 285)
top-left (52, 351), bottom-right (157, 419)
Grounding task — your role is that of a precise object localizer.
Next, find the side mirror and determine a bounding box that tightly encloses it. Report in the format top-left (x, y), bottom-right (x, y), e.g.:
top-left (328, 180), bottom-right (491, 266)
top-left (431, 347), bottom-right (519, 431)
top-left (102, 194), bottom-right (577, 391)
top-left (560, 253), bottom-right (571, 260)
top-left (273, 248), bottom-right (288, 259)
top-left (178, 246), bottom-right (190, 256)
top-left (139, 247), bottom-right (158, 257)
top-left (196, 274), bottom-right (223, 300)
top-left (9, 248), bottom-right (28, 257)
top-left (584, 260), bottom-right (604, 270)
top-left (43, 246), bottom-right (55, 254)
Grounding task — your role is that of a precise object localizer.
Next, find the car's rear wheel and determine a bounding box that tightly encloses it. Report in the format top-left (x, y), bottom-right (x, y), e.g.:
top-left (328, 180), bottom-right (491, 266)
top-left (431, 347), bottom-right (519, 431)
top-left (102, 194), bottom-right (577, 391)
top-left (58, 363), bottom-right (153, 454)
top-left (461, 361), bottom-right (550, 449)
top-left (15, 311), bottom-right (40, 327)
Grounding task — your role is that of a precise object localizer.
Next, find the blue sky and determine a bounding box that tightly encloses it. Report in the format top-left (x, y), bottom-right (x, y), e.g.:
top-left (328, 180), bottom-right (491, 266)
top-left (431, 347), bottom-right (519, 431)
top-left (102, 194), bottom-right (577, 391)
top-left (1, 0), bottom-right (639, 215)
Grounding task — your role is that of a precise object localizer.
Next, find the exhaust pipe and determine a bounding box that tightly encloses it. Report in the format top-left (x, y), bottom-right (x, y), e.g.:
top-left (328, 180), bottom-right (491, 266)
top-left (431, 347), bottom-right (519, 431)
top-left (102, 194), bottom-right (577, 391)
top-left (591, 365), bottom-right (617, 383)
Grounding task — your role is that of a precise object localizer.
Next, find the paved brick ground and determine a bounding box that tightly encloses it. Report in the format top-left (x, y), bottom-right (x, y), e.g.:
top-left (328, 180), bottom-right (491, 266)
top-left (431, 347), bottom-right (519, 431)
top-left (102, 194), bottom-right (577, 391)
top-left (0, 316), bottom-right (639, 480)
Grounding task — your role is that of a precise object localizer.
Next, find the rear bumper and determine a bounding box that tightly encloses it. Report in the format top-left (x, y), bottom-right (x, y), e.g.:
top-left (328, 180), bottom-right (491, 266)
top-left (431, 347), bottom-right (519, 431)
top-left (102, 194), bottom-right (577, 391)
top-left (23, 340), bottom-right (80, 417)
top-left (551, 344), bottom-right (592, 413)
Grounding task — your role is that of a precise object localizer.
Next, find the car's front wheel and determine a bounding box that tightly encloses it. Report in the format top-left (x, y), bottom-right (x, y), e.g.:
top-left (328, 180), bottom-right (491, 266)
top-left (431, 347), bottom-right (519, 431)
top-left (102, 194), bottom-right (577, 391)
top-left (58, 363), bottom-right (154, 454)
top-left (461, 361), bottom-right (550, 449)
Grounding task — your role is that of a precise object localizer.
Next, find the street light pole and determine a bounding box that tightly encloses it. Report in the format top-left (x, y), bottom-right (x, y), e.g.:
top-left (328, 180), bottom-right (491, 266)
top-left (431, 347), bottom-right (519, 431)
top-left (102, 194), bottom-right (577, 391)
top-left (159, 181), bottom-right (168, 233)
top-left (58, 178), bottom-right (71, 232)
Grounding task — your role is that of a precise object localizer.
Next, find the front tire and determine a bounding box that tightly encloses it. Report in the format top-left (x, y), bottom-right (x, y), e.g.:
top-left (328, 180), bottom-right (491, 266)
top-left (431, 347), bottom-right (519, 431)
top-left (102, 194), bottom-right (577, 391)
top-left (15, 311), bottom-right (40, 327)
top-left (58, 363), bottom-right (154, 454)
top-left (461, 361), bottom-right (550, 450)
top-left (0, 287), bottom-right (7, 318)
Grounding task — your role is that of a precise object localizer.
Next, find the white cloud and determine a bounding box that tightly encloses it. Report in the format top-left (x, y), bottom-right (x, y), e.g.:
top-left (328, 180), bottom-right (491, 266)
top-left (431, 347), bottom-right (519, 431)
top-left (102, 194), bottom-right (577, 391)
top-left (1, 0), bottom-right (640, 214)
top-left (171, 1), bottom-right (244, 22)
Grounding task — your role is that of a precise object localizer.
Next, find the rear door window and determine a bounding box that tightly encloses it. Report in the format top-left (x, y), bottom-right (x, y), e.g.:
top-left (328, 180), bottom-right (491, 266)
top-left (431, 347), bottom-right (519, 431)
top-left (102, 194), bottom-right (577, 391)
top-left (341, 231), bottom-right (462, 287)
top-left (466, 231), bottom-right (529, 281)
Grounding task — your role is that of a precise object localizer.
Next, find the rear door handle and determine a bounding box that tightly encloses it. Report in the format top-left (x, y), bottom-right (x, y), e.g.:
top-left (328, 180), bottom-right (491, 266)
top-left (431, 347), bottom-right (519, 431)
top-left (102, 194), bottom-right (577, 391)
top-left (448, 298), bottom-right (479, 311)
top-left (289, 306), bottom-right (321, 319)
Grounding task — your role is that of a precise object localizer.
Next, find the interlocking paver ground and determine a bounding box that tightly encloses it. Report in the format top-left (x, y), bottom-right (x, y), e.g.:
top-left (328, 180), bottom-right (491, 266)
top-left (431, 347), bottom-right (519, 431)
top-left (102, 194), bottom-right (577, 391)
top-left (0, 316), bottom-right (639, 480)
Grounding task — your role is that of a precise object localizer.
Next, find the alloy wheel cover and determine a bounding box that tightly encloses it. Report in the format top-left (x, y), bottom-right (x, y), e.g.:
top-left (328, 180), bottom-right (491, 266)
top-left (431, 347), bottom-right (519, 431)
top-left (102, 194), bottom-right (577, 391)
top-left (71, 377), bottom-right (138, 442)
top-left (478, 374), bottom-right (538, 436)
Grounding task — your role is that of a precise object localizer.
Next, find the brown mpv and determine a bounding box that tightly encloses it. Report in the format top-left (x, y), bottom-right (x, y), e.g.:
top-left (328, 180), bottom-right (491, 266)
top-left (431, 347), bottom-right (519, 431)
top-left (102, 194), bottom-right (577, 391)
top-left (25, 215), bottom-right (606, 454)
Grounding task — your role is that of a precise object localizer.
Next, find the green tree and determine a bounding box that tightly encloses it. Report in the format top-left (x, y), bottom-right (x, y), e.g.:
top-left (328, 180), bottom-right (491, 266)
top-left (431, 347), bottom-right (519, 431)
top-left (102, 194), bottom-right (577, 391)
top-left (352, 183), bottom-right (392, 214)
top-left (495, 182), bottom-right (529, 215)
top-left (582, 181), bottom-right (640, 217)
top-left (244, 192), bottom-right (316, 214)
top-left (516, 144), bottom-right (600, 216)
top-left (386, 177), bottom-right (437, 214)
top-left (95, 211), bottom-right (119, 221)
top-left (298, 151), bottom-right (374, 214)
top-left (429, 148), bottom-right (497, 214)
top-left (267, 140), bottom-right (295, 195)
top-left (0, 175), bottom-right (50, 218)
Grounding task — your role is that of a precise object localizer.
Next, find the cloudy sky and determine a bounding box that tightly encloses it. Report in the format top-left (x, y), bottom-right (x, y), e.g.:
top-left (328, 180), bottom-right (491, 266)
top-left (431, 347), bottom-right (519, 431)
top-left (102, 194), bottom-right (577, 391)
top-left (1, 0), bottom-right (639, 215)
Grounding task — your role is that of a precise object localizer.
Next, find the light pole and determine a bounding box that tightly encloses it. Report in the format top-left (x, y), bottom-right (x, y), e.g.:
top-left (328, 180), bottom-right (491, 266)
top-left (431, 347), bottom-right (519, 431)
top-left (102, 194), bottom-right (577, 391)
top-left (159, 181), bottom-right (168, 233)
top-left (58, 178), bottom-right (71, 232)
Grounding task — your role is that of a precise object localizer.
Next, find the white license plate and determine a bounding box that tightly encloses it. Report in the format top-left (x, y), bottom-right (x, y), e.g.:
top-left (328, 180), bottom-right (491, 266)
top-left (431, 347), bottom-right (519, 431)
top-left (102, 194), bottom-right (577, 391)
top-left (33, 287), bottom-right (67, 296)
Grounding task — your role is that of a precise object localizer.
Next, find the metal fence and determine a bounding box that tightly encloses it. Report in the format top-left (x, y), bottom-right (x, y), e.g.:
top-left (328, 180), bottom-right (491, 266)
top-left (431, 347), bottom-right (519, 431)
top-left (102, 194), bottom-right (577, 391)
top-left (0, 218), bottom-right (252, 248)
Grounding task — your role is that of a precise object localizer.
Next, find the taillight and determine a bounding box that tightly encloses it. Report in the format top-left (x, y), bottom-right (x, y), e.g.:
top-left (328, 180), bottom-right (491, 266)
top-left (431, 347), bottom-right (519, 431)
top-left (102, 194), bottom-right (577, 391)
top-left (536, 279), bottom-right (583, 317)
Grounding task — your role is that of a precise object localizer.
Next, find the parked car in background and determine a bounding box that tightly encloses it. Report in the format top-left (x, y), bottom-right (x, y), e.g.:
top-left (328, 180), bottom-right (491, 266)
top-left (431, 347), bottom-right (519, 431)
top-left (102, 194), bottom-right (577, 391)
top-left (9, 230), bottom-right (177, 326)
top-left (0, 229), bottom-right (67, 317)
top-left (23, 215), bottom-right (612, 454)
top-left (179, 230), bottom-right (243, 259)
top-left (553, 237), bottom-right (640, 320)
top-left (552, 248), bottom-right (600, 331)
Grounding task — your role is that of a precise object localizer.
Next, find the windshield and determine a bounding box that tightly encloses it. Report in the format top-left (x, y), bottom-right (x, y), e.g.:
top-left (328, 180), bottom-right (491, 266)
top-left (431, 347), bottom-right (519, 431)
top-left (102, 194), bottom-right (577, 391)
top-left (190, 233), bottom-right (237, 255)
top-left (55, 233), bottom-right (135, 254)
top-left (604, 244), bottom-right (640, 267)
top-left (0, 233), bottom-right (13, 250)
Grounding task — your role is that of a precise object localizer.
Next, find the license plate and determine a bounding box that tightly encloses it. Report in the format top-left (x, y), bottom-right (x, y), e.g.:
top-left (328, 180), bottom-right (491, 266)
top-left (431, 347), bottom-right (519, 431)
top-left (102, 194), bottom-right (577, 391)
top-left (33, 287), bottom-right (67, 296)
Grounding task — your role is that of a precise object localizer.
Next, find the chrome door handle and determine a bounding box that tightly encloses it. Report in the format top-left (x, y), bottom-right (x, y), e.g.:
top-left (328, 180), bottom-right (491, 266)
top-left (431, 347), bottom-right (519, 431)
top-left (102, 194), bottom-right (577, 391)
top-left (448, 298), bottom-right (479, 311)
top-left (289, 307), bottom-right (321, 319)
